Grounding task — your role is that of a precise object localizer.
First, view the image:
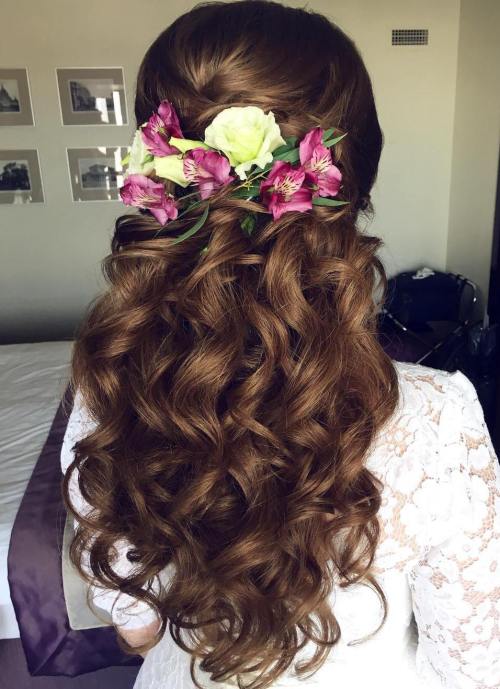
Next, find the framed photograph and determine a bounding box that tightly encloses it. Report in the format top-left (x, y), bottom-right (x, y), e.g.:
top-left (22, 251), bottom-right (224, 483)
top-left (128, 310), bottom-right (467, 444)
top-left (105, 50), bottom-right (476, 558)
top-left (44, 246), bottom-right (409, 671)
top-left (67, 146), bottom-right (129, 201)
top-left (0, 149), bottom-right (44, 203)
top-left (0, 68), bottom-right (34, 126)
top-left (56, 68), bottom-right (127, 125)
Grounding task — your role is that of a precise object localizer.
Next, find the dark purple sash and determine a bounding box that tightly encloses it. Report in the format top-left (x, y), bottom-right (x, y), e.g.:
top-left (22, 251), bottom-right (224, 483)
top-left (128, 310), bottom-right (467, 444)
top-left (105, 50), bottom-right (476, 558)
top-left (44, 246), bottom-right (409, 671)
top-left (7, 384), bottom-right (142, 676)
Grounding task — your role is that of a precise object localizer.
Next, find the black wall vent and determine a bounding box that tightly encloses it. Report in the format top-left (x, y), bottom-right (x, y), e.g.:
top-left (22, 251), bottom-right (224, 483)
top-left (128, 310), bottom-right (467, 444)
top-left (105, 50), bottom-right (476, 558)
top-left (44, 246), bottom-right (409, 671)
top-left (392, 29), bottom-right (429, 46)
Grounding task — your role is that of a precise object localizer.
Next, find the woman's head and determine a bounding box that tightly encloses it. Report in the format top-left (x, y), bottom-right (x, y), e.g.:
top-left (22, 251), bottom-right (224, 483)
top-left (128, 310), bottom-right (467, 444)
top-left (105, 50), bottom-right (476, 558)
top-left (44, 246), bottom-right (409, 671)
top-left (133, 0), bottom-right (382, 218)
top-left (64, 3), bottom-right (398, 689)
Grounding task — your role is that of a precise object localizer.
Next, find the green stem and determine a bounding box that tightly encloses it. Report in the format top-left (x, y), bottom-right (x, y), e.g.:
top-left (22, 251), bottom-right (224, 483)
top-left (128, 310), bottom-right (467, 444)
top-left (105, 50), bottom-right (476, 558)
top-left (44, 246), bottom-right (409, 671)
top-left (231, 168), bottom-right (270, 194)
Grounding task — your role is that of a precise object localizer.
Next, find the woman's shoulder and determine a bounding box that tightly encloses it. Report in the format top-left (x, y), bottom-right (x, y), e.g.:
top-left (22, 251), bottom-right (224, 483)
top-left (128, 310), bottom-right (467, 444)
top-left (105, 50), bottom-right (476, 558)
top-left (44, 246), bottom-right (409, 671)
top-left (372, 359), bottom-right (485, 459)
top-left (388, 359), bottom-right (477, 428)
top-left (392, 358), bottom-right (468, 397)
top-left (369, 361), bottom-right (489, 572)
top-left (367, 360), bottom-right (480, 510)
top-left (393, 359), bottom-right (480, 407)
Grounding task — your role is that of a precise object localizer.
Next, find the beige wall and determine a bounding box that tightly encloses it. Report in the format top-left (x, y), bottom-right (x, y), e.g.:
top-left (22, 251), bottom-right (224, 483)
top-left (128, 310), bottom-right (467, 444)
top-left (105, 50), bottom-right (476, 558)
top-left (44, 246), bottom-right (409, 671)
top-left (0, 0), bottom-right (494, 343)
top-left (447, 0), bottom-right (500, 317)
top-left (316, 0), bottom-right (460, 278)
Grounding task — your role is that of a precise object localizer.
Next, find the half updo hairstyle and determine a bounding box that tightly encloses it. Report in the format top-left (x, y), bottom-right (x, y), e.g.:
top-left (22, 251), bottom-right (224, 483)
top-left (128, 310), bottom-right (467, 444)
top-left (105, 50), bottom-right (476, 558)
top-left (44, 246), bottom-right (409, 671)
top-left (62, 2), bottom-right (400, 688)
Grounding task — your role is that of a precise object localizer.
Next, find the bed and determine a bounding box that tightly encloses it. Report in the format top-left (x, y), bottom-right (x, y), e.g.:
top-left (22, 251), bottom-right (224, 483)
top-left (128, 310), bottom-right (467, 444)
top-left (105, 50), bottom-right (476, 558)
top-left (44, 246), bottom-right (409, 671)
top-left (0, 340), bottom-right (72, 640)
top-left (0, 340), bottom-right (140, 677)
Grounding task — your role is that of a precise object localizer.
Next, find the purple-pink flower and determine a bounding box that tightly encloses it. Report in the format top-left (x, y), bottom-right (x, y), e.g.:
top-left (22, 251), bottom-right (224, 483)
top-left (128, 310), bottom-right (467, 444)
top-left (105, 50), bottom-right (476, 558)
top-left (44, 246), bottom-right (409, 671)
top-left (119, 174), bottom-right (178, 225)
top-left (141, 100), bottom-right (185, 157)
top-left (183, 148), bottom-right (235, 200)
top-left (259, 160), bottom-right (313, 221)
top-left (299, 127), bottom-right (342, 198)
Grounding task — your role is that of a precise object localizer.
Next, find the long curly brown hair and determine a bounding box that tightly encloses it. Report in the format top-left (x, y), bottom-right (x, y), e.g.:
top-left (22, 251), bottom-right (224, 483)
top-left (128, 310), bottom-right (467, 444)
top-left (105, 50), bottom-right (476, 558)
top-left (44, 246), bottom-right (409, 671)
top-left (62, 2), bottom-right (400, 687)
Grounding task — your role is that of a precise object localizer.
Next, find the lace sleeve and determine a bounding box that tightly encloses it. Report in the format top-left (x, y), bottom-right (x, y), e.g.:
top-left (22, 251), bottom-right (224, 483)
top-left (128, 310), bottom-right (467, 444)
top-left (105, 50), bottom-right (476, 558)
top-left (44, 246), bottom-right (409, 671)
top-left (408, 370), bottom-right (500, 688)
top-left (61, 387), bottom-right (161, 631)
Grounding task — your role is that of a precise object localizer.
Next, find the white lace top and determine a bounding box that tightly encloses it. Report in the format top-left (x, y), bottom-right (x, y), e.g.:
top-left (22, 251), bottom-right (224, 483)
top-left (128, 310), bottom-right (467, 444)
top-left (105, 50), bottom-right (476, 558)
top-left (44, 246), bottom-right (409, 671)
top-left (60, 360), bottom-right (500, 689)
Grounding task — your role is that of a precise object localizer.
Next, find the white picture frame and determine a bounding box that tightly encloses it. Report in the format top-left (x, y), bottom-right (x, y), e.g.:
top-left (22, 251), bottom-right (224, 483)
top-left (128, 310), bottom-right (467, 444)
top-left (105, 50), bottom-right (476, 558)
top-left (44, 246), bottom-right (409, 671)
top-left (56, 67), bottom-right (128, 126)
top-left (66, 146), bottom-right (129, 201)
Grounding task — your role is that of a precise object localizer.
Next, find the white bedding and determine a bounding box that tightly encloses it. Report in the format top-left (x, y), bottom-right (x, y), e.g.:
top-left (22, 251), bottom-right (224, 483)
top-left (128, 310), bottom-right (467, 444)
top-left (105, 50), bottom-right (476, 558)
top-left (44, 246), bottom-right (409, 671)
top-left (0, 340), bottom-right (73, 639)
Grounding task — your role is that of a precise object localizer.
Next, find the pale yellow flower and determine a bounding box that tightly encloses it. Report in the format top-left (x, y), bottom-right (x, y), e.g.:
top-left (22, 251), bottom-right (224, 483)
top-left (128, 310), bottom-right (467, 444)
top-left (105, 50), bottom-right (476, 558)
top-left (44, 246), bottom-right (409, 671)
top-left (204, 106), bottom-right (285, 180)
top-left (153, 138), bottom-right (210, 187)
top-left (123, 128), bottom-right (154, 177)
top-left (168, 137), bottom-right (209, 154)
top-left (153, 154), bottom-right (189, 187)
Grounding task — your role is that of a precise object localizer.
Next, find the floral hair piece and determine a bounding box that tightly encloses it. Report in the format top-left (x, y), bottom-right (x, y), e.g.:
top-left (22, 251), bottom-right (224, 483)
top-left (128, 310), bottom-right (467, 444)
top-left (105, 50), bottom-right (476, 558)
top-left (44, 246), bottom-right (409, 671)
top-left (119, 101), bottom-right (348, 246)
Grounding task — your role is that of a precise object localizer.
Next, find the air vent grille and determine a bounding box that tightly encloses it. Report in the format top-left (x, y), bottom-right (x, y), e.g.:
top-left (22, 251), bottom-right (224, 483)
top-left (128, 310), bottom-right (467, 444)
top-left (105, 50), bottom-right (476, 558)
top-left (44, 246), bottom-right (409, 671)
top-left (392, 29), bottom-right (428, 46)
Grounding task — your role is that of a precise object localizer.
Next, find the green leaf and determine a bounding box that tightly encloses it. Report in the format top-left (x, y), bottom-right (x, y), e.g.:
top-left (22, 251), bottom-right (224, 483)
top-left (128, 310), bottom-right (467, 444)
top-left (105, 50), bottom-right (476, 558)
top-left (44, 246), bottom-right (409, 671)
top-left (269, 135), bottom-right (300, 162)
top-left (273, 148), bottom-right (300, 164)
top-left (312, 197), bottom-right (350, 207)
top-left (175, 199), bottom-right (203, 219)
top-left (240, 213), bottom-right (256, 236)
top-left (322, 127), bottom-right (336, 141)
top-left (272, 135), bottom-right (298, 157)
top-left (257, 161), bottom-right (274, 175)
top-left (323, 132), bottom-right (348, 148)
top-left (232, 185), bottom-right (261, 199)
top-left (171, 203), bottom-right (210, 245)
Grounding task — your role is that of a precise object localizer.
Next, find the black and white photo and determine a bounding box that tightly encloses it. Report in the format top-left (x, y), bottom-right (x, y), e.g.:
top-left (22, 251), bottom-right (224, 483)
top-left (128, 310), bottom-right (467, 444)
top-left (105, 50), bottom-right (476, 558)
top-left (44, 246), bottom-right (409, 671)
top-left (0, 80), bottom-right (20, 112)
top-left (78, 157), bottom-right (119, 190)
top-left (0, 69), bottom-right (34, 125)
top-left (69, 79), bottom-right (117, 115)
top-left (0, 159), bottom-right (31, 191)
top-left (67, 146), bottom-right (128, 201)
top-left (57, 68), bottom-right (127, 125)
top-left (0, 149), bottom-right (43, 203)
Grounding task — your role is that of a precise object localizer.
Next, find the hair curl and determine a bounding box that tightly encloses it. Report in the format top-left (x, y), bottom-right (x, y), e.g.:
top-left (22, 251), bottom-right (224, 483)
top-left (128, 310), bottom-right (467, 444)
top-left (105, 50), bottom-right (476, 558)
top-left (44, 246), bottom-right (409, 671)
top-left (62, 2), bottom-right (400, 688)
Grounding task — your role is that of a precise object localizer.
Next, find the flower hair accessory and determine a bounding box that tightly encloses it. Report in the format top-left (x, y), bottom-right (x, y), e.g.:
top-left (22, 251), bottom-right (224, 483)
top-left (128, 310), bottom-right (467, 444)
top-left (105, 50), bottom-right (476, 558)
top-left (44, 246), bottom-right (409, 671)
top-left (119, 101), bottom-right (348, 245)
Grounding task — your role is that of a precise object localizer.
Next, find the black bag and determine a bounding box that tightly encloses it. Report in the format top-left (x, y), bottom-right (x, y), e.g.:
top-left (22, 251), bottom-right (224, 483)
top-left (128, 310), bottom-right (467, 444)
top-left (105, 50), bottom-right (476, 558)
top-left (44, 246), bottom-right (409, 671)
top-left (385, 268), bottom-right (471, 329)
top-left (380, 268), bottom-right (499, 446)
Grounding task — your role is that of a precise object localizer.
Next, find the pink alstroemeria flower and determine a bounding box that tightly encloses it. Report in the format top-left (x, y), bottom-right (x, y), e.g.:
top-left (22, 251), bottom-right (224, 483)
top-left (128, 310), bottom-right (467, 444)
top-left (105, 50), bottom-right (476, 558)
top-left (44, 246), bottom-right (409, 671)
top-left (141, 100), bottom-right (185, 157)
top-left (299, 127), bottom-right (342, 198)
top-left (120, 174), bottom-right (178, 225)
top-left (259, 160), bottom-right (313, 221)
top-left (183, 148), bottom-right (235, 200)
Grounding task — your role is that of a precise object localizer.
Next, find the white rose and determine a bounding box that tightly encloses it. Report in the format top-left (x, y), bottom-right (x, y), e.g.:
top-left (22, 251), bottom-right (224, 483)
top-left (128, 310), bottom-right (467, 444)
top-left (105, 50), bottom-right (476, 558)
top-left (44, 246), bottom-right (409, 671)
top-left (123, 127), bottom-right (154, 177)
top-left (204, 105), bottom-right (286, 180)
